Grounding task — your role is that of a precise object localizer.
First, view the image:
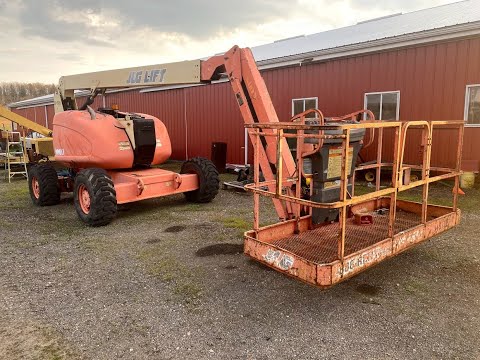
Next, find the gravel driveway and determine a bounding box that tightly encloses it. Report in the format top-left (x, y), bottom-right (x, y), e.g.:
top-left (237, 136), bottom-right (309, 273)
top-left (0, 168), bottom-right (479, 359)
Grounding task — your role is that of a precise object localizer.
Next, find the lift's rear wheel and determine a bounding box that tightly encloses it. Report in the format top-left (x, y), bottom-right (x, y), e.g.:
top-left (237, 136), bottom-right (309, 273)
top-left (77, 183), bottom-right (91, 214)
top-left (28, 164), bottom-right (60, 206)
top-left (73, 168), bottom-right (117, 226)
top-left (181, 157), bottom-right (219, 203)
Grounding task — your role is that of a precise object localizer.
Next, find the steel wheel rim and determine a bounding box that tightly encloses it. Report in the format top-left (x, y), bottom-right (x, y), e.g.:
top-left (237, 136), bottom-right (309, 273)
top-left (78, 184), bottom-right (91, 214)
top-left (365, 171), bottom-right (375, 182)
top-left (32, 177), bottom-right (40, 199)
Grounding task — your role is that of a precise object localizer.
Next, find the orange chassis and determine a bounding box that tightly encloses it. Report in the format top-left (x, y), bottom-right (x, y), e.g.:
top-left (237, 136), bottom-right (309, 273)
top-left (108, 168), bottom-right (198, 204)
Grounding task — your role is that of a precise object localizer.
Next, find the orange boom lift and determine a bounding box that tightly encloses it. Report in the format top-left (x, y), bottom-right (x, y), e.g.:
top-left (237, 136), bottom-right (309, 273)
top-left (27, 46), bottom-right (463, 287)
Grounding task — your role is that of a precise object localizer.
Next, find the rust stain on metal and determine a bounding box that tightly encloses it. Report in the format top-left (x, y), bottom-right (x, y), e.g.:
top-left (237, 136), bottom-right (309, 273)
top-left (393, 227), bottom-right (424, 253)
top-left (332, 240), bottom-right (391, 282)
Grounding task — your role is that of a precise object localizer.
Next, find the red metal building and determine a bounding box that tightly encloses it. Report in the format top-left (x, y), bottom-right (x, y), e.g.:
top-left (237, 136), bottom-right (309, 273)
top-left (8, 1), bottom-right (480, 170)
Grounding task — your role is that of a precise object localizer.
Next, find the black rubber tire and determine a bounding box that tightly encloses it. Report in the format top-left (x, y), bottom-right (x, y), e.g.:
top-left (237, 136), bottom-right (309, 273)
top-left (181, 157), bottom-right (219, 203)
top-left (28, 164), bottom-right (60, 206)
top-left (73, 168), bottom-right (117, 226)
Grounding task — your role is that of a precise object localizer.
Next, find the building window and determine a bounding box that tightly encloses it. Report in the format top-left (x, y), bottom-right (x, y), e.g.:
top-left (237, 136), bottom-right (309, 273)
top-left (464, 85), bottom-right (480, 126)
top-left (364, 91), bottom-right (400, 120)
top-left (292, 97), bottom-right (318, 118)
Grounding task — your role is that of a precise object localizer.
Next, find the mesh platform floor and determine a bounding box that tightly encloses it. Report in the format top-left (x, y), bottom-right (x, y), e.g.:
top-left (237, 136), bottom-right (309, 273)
top-left (270, 210), bottom-right (426, 264)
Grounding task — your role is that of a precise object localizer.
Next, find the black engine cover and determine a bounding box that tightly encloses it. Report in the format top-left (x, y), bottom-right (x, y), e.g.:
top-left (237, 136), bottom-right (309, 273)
top-left (132, 118), bottom-right (156, 166)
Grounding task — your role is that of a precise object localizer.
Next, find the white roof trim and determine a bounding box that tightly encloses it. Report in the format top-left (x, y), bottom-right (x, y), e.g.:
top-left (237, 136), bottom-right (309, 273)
top-left (15, 102), bottom-right (55, 110)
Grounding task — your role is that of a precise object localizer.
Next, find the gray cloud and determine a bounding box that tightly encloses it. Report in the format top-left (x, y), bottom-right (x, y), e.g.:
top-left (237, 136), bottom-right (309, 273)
top-left (17, 0), bottom-right (113, 45)
top-left (347, 0), bottom-right (452, 12)
top-left (14, 0), bottom-right (292, 44)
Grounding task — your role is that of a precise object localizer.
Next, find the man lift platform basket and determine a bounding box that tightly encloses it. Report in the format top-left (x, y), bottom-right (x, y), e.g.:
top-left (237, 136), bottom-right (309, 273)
top-left (243, 114), bottom-right (464, 287)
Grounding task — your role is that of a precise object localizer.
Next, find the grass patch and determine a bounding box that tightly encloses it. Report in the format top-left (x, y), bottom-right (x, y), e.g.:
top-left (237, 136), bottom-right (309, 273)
top-left (138, 244), bottom-right (203, 304)
top-left (36, 327), bottom-right (76, 360)
top-left (221, 216), bottom-right (251, 237)
top-left (222, 217), bottom-right (250, 230)
top-left (38, 220), bottom-right (82, 238)
top-left (0, 180), bottom-right (30, 209)
top-left (420, 249), bottom-right (444, 263)
top-left (141, 255), bottom-right (182, 281)
top-left (39, 343), bottom-right (67, 360)
top-left (355, 180), bottom-right (480, 213)
top-left (81, 236), bottom-right (115, 255)
top-left (404, 278), bottom-right (428, 295)
top-left (173, 282), bottom-right (202, 300)
top-left (219, 173), bottom-right (237, 183)
top-left (157, 160), bottom-right (182, 172)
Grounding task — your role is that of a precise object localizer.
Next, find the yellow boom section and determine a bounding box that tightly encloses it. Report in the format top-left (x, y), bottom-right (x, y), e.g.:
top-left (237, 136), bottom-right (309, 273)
top-left (0, 105), bottom-right (52, 137)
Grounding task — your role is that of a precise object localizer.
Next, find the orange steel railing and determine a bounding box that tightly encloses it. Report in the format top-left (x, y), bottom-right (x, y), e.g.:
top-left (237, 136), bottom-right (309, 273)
top-left (245, 118), bottom-right (464, 262)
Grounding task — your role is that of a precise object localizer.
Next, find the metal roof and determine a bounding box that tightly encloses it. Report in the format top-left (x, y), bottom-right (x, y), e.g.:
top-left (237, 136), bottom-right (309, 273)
top-left (252, 0), bottom-right (480, 64)
top-left (7, 90), bottom-right (91, 108)
top-left (8, 93), bottom-right (54, 107)
top-left (9, 0), bottom-right (480, 108)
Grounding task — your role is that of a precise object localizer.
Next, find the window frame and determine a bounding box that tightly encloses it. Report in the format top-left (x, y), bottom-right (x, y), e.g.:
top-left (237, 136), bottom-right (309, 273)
top-left (291, 97), bottom-right (318, 117)
top-left (464, 84), bottom-right (480, 127)
top-left (363, 91), bottom-right (400, 121)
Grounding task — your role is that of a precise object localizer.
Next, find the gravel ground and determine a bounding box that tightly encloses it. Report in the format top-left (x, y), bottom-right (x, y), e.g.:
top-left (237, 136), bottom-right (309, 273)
top-left (0, 166), bottom-right (479, 359)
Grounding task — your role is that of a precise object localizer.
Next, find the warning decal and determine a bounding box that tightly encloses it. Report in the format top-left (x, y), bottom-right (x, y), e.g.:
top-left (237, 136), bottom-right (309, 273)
top-left (327, 147), bottom-right (354, 179)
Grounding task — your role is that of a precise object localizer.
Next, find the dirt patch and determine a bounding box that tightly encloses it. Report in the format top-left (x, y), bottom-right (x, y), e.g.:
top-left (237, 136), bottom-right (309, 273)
top-left (195, 243), bottom-right (243, 257)
top-left (0, 320), bottom-right (76, 360)
top-left (146, 238), bottom-right (162, 244)
top-left (356, 283), bottom-right (381, 296)
top-left (164, 225), bottom-right (186, 233)
top-left (0, 283), bottom-right (78, 360)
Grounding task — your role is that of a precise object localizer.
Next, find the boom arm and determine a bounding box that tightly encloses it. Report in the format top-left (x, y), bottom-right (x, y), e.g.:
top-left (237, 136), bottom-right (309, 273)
top-left (202, 47), bottom-right (297, 219)
top-left (55, 59), bottom-right (203, 113)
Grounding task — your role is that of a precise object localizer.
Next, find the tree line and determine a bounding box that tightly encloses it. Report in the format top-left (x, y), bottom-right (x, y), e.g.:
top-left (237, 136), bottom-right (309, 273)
top-left (0, 82), bottom-right (56, 106)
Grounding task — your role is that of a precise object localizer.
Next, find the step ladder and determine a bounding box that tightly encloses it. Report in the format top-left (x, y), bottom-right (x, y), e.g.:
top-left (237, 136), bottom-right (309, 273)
top-left (1, 131), bottom-right (28, 182)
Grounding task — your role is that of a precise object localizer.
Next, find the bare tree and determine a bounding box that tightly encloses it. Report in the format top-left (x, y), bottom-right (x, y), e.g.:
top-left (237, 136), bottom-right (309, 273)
top-left (0, 82), bottom-right (56, 106)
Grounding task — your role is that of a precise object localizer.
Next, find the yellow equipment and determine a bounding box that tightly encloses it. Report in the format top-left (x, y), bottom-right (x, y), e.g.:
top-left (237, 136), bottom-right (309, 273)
top-left (0, 106), bottom-right (54, 161)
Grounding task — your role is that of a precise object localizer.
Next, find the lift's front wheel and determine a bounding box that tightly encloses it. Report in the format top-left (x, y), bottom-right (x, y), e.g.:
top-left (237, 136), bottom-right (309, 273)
top-left (181, 157), bottom-right (219, 203)
top-left (73, 168), bottom-right (117, 226)
top-left (28, 164), bottom-right (60, 206)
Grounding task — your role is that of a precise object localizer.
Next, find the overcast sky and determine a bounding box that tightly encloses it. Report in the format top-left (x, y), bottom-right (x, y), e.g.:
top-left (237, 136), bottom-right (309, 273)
top-left (0, 0), bottom-right (457, 83)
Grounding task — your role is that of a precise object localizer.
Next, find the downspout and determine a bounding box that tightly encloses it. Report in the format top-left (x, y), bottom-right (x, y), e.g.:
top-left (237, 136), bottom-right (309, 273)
top-left (44, 105), bottom-right (48, 129)
top-left (184, 88), bottom-right (188, 160)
